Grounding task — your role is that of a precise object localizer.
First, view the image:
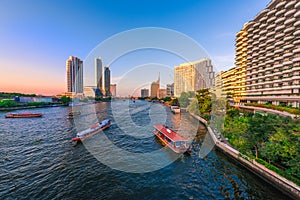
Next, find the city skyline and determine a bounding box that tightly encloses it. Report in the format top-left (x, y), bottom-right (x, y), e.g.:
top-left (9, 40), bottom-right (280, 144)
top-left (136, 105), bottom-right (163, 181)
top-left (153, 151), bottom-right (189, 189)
top-left (0, 0), bottom-right (270, 95)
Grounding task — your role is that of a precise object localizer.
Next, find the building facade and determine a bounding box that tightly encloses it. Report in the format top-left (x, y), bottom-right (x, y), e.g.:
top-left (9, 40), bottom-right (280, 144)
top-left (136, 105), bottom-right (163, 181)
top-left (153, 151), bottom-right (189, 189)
top-left (150, 81), bottom-right (159, 98)
top-left (104, 66), bottom-right (111, 96)
top-left (158, 89), bottom-right (167, 99)
top-left (110, 84), bottom-right (117, 97)
top-left (166, 83), bottom-right (174, 97)
top-left (95, 57), bottom-right (103, 91)
top-left (174, 58), bottom-right (215, 97)
top-left (141, 88), bottom-right (149, 98)
top-left (233, 0), bottom-right (300, 107)
top-left (66, 56), bottom-right (83, 94)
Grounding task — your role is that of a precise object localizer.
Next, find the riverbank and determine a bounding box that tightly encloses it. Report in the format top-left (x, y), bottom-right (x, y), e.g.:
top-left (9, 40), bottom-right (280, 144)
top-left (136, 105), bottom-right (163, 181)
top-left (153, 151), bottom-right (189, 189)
top-left (0, 104), bottom-right (66, 112)
top-left (190, 113), bottom-right (300, 200)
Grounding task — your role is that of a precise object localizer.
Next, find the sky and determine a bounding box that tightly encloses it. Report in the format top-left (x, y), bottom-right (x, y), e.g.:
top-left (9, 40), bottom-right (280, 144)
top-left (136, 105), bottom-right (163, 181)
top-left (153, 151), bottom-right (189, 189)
top-left (0, 0), bottom-right (270, 96)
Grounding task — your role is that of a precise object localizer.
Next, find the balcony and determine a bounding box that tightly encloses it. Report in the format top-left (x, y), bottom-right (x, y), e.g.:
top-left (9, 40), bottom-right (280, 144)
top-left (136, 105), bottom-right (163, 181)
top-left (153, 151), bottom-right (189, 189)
top-left (248, 27), bottom-right (254, 32)
top-left (293, 57), bottom-right (300, 62)
top-left (295, 10), bottom-right (300, 18)
top-left (265, 59), bottom-right (274, 65)
top-left (283, 60), bottom-right (293, 66)
top-left (266, 23), bottom-right (276, 31)
top-left (274, 48), bottom-right (284, 54)
top-left (274, 24), bottom-right (285, 32)
top-left (284, 26), bottom-right (295, 34)
top-left (266, 31), bottom-right (275, 37)
top-left (283, 52), bottom-right (293, 58)
top-left (295, 20), bottom-right (300, 27)
top-left (274, 56), bottom-right (282, 61)
top-left (294, 30), bottom-right (300, 37)
top-left (274, 17), bottom-right (285, 24)
top-left (259, 23), bottom-right (268, 29)
top-left (266, 38), bottom-right (276, 44)
top-left (253, 22), bottom-right (260, 28)
top-left (276, 1), bottom-right (286, 9)
top-left (284, 8), bottom-right (296, 17)
top-left (260, 49), bottom-right (267, 54)
top-left (293, 39), bottom-right (300, 45)
top-left (285, 0), bottom-right (296, 9)
top-left (253, 40), bottom-right (259, 46)
top-left (253, 34), bottom-right (260, 40)
top-left (275, 9), bottom-right (286, 17)
top-left (267, 9), bottom-right (276, 16)
top-left (283, 44), bottom-right (294, 50)
top-left (293, 47), bottom-right (300, 54)
top-left (258, 42), bottom-right (266, 48)
top-left (274, 33), bottom-right (285, 39)
top-left (274, 40), bottom-right (284, 47)
top-left (259, 16), bottom-right (267, 22)
top-left (273, 63), bottom-right (283, 69)
top-left (284, 18), bottom-right (296, 25)
top-left (284, 35), bottom-right (294, 42)
top-left (296, 1), bottom-right (300, 9)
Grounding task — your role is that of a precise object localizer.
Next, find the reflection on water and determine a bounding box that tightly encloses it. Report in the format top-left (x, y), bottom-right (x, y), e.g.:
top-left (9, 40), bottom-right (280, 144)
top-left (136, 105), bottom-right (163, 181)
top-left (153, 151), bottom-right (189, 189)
top-left (0, 100), bottom-right (291, 199)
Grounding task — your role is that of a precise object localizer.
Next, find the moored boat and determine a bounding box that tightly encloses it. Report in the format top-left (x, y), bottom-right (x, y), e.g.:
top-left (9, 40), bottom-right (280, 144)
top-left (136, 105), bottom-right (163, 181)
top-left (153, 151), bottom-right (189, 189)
top-left (67, 111), bottom-right (81, 118)
top-left (170, 106), bottom-right (181, 114)
top-left (72, 119), bottom-right (111, 142)
top-left (5, 112), bottom-right (43, 118)
top-left (153, 124), bottom-right (191, 155)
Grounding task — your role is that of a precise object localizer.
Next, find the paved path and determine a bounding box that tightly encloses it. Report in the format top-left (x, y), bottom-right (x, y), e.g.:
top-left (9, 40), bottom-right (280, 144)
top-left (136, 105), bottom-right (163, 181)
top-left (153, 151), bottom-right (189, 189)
top-left (236, 105), bottom-right (297, 118)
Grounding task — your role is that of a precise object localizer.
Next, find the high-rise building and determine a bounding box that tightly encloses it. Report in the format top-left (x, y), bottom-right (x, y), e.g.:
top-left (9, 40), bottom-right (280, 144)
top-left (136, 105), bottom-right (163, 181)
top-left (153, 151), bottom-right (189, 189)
top-left (95, 57), bottom-right (103, 91)
top-left (232, 0), bottom-right (300, 107)
top-left (84, 86), bottom-right (96, 98)
top-left (104, 66), bottom-right (111, 96)
top-left (166, 83), bottom-right (174, 97)
top-left (110, 84), bottom-right (117, 97)
top-left (141, 88), bottom-right (149, 98)
top-left (221, 67), bottom-right (237, 97)
top-left (174, 58), bottom-right (214, 97)
top-left (150, 74), bottom-right (160, 98)
top-left (66, 56), bottom-right (83, 94)
top-left (158, 89), bottom-right (167, 99)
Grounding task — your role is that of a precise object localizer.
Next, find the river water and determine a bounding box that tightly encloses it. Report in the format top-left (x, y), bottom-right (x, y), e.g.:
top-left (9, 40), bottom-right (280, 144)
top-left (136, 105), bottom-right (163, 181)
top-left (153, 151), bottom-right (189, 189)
top-left (0, 100), bottom-right (291, 199)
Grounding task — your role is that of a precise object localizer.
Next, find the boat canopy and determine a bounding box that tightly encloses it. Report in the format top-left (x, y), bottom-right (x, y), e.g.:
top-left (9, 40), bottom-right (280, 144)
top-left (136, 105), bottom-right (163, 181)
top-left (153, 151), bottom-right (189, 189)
top-left (154, 124), bottom-right (188, 142)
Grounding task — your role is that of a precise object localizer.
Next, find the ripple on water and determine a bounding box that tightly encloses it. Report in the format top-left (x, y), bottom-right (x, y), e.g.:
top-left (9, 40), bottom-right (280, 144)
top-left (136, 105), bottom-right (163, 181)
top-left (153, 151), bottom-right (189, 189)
top-left (0, 102), bottom-right (293, 200)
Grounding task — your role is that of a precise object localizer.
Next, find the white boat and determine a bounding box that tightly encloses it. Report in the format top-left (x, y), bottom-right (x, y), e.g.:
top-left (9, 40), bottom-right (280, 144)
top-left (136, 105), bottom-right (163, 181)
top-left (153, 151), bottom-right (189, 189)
top-left (72, 119), bottom-right (111, 142)
top-left (170, 106), bottom-right (181, 114)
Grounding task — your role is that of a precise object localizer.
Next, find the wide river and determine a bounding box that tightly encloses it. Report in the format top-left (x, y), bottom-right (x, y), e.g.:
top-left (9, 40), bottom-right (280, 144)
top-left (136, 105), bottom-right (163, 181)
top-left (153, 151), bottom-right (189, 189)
top-left (0, 100), bottom-right (292, 199)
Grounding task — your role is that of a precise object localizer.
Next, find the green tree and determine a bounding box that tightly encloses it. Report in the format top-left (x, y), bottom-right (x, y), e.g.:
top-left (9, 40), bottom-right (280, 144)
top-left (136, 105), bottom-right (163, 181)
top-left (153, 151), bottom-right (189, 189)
top-left (60, 96), bottom-right (71, 105)
top-left (178, 92), bottom-right (189, 108)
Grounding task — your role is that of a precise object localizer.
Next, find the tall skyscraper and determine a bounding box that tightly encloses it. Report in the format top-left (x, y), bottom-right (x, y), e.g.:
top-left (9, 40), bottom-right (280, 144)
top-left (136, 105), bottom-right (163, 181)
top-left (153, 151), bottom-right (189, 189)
top-left (104, 66), bottom-right (111, 96)
top-left (141, 88), bottom-right (149, 97)
top-left (66, 56), bottom-right (83, 93)
top-left (95, 57), bottom-right (103, 91)
top-left (174, 58), bottom-right (214, 97)
top-left (110, 84), bottom-right (117, 97)
top-left (150, 74), bottom-right (160, 98)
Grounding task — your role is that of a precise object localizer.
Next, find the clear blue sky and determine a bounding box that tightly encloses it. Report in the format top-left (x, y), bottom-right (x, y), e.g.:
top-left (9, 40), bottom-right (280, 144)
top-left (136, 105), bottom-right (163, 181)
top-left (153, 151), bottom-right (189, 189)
top-left (0, 0), bottom-right (270, 95)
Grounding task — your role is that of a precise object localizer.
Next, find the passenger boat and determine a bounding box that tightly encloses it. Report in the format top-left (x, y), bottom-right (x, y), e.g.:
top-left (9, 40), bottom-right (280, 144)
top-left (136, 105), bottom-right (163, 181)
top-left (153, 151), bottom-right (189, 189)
top-left (67, 111), bottom-right (81, 118)
top-left (170, 106), bottom-right (180, 114)
top-left (153, 124), bottom-right (191, 154)
top-left (72, 119), bottom-right (111, 142)
top-left (5, 112), bottom-right (43, 118)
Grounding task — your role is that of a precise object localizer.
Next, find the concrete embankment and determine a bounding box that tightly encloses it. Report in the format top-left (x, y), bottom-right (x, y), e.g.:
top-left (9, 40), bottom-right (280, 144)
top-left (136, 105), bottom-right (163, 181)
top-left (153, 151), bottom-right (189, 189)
top-left (191, 113), bottom-right (300, 200)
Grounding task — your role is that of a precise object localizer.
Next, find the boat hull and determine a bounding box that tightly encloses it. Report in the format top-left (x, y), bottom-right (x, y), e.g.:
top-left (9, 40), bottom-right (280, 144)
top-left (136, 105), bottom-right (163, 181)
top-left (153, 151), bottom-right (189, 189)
top-left (153, 126), bottom-right (190, 154)
top-left (5, 113), bottom-right (43, 118)
top-left (72, 122), bottom-right (110, 142)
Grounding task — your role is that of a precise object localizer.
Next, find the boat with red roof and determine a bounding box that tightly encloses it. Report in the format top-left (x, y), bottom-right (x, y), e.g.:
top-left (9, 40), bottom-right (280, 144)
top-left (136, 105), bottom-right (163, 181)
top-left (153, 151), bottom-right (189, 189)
top-left (5, 112), bottom-right (43, 118)
top-left (72, 119), bottom-right (111, 142)
top-left (153, 124), bottom-right (191, 155)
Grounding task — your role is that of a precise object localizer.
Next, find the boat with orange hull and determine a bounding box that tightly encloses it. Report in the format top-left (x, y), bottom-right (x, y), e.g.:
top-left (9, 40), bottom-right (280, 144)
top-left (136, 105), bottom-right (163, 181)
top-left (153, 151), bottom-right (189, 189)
top-left (5, 113), bottom-right (43, 118)
top-left (72, 119), bottom-right (111, 142)
top-left (153, 124), bottom-right (191, 155)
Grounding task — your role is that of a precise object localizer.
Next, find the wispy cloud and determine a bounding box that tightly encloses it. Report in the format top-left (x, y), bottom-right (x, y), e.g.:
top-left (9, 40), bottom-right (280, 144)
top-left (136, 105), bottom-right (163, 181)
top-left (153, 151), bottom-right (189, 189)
top-left (211, 54), bottom-right (235, 72)
top-left (111, 76), bottom-right (123, 84)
